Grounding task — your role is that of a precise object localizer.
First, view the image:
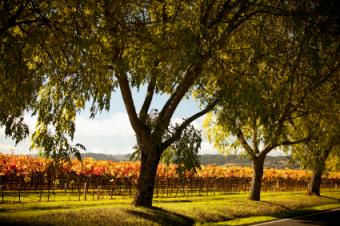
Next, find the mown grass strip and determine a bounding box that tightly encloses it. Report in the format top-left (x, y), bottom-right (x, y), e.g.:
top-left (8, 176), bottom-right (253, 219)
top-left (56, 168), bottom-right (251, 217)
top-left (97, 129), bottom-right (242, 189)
top-left (200, 203), bottom-right (340, 226)
top-left (0, 191), bottom-right (339, 226)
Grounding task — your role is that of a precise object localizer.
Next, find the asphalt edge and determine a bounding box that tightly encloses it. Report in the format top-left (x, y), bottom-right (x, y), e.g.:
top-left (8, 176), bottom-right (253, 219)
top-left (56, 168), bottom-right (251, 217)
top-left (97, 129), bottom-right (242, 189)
top-left (250, 207), bottom-right (340, 226)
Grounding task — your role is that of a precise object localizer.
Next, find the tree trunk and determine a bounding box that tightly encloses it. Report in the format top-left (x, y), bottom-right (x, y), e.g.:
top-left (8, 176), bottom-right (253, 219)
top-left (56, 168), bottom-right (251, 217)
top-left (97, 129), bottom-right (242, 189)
top-left (307, 148), bottom-right (331, 196)
top-left (308, 169), bottom-right (322, 196)
top-left (249, 155), bottom-right (265, 201)
top-left (133, 144), bottom-right (161, 207)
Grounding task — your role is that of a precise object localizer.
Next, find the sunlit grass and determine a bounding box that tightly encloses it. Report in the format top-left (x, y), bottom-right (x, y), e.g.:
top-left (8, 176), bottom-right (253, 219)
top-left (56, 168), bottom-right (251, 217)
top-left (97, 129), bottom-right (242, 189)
top-left (199, 203), bottom-right (340, 226)
top-left (0, 191), bottom-right (339, 226)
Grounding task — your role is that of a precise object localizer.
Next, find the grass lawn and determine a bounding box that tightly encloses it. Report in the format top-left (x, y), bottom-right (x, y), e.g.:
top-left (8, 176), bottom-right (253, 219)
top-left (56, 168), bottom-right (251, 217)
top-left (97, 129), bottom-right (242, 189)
top-left (0, 191), bottom-right (339, 226)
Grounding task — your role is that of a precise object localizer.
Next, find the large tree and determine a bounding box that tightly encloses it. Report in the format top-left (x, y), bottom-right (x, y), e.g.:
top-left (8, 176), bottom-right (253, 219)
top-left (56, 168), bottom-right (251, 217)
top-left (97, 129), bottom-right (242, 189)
top-left (27, 0), bottom-right (262, 207)
top-left (203, 2), bottom-right (340, 201)
top-left (5, 0), bottom-right (336, 207)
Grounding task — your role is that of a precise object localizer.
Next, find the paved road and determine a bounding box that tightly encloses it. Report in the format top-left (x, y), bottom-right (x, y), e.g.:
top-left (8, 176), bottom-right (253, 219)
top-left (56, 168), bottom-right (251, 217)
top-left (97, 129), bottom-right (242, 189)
top-left (252, 208), bottom-right (340, 226)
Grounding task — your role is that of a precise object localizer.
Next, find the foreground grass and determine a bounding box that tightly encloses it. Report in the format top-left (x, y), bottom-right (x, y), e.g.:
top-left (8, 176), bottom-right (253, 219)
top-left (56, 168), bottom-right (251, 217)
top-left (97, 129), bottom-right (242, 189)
top-left (0, 191), bottom-right (339, 226)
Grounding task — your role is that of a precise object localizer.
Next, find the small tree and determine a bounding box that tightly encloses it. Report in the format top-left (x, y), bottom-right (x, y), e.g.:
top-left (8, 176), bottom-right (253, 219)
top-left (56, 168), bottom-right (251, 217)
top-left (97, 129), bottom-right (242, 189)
top-left (291, 81), bottom-right (340, 196)
top-left (203, 3), bottom-right (339, 201)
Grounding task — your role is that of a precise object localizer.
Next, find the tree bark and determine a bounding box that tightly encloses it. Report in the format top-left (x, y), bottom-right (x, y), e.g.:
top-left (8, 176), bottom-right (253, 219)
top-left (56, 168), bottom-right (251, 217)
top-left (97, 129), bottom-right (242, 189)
top-left (249, 155), bottom-right (265, 201)
top-left (308, 169), bottom-right (322, 196)
top-left (133, 143), bottom-right (161, 207)
top-left (307, 148), bottom-right (332, 196)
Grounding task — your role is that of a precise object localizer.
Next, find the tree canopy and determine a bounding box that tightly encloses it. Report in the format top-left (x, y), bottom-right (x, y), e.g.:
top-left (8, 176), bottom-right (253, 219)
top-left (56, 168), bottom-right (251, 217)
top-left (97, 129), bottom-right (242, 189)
top-left (1, 0), bottom-right (339, 207)
top-left (203, 2), bottom-right (340, 200)
top-left (290, 72), bottom-right (340, 195)
top-left (20, 0), bottom-right (262, 207)
top-left (1, 0), bottom-right (48, 143)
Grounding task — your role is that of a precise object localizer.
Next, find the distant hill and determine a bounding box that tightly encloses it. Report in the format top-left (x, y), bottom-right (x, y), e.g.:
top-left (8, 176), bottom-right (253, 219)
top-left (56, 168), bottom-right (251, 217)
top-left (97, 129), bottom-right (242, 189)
top-left (80, 153), bottom-right (299, 169)
top-left (198, 154), bottom-right (299, 169)
top-left (80, 153), bottom-right (131, 162)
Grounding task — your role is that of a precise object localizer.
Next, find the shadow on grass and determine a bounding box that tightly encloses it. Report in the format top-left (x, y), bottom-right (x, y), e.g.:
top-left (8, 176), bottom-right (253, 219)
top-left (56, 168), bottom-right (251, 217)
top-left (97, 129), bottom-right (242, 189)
top-left (320, 195), bottom-right (340, 202)
top-left (260, 201), bottom-right (292, 211)
top-left (290, 209), bottom-right (340, 226)
top-left (246, 209), bottom-right (340, 226)
top-left (154, 199), bottom-right (192, 203)
top-left (0, 217), bottom-right (52, 226)
top-left (125, 206), bottom-right (195, 226)
top-left (0, 205), bottom-right (72, 213)
top-left (240, 209), bottom-right (321, 226)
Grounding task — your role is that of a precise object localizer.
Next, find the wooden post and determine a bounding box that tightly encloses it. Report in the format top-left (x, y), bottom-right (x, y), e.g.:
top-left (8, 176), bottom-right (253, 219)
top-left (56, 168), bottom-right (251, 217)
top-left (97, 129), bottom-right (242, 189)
top-left (110, 179), bottom-right (114, 199)
top-left (52, 179), bottom-right (55, 201)
top-left (84, 182), bottom-right (87, 201)
top-left (39, 177), bottom-right (43, 202)
top-left (78, 178), bottom-right (81, 201)
top-left (167, 178), bottom-right (169, 197)
top-left (18, 179), bottom-right (22, 203)
top-left (97, 186), bottom-right (101, 200)
top-left (1, 185), bottom-right (4, 203)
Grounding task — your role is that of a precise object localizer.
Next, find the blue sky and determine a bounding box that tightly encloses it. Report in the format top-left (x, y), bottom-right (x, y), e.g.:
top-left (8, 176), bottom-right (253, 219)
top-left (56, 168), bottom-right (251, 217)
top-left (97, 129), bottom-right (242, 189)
top-left (0, 86), bottom-right (219, 155)
top-left (0, 86), bottom-right (287, 156)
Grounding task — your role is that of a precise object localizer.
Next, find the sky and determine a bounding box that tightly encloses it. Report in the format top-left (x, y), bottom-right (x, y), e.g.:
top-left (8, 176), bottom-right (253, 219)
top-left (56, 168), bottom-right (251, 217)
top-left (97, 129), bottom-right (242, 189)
top-left (0, 86), bottom-right (287, 156)
top-left (0, 86), bottom-right (219, 155)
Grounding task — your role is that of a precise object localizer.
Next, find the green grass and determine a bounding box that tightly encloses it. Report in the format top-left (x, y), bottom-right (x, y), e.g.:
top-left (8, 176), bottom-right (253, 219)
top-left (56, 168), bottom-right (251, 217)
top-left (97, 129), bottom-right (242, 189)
top-left (1, 191), bottom-right (340, 226)
top-left (201, 203), bottom-right (340, 226)
top-left (1, 189), bottom-right (136, 203)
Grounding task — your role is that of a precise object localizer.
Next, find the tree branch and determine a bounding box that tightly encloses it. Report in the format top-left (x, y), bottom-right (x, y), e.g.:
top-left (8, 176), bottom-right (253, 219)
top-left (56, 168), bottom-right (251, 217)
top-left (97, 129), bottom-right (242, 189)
top-left (161, 99), bottom-right (219, 151)
top-left (0, 4), bottom-right (25, 35)
top-left (116, 72), bottom-right (143, 133)
top-left (252, 121), bottom-right (259, 154)
top-left (156, 63), bottom-right (202, 134)
top-left (262, 136), bottom-right (310, 156)
top-left (278, 137), bottom-right (310, 147)
top-left (261, 142), bottom-right (274, 156)
top-left (236, 127), bottom-right (254, 156)
top-left (273, 101), bottom-right (291, 144)
top-left (305, 63), bottom-right (340, 97)
top-left (214, 3), bottom-right (257, 47)
top-left (139, 77), bottom-right (156, 123)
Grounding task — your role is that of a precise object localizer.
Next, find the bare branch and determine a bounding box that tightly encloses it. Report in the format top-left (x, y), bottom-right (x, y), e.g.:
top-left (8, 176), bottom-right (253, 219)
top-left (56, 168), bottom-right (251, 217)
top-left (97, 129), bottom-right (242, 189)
top-left (272, 101), bottom-right (291, 145)
top-left (261, 142), bottom-right (274, 155)
top-left (252, 118), bottom-right (259, 154)
top-left (236, 128), bottom-right (254, 156)
top-left (161, 99), bottom-right (219, 151)
top-left (156, 64), bottom-right (201, 133)
top-left (262, 136), bottom-right (310, 156)
top-left (308, 63), bottom-right (340, 94)
top-left (139, 77), bottom-right (156, 123)
top-left (116, 72), bottom-right (143, 134)
top-left (0, 4), bottom-right (24, 35)
top-left (278, 137), bottom-right (310, 147)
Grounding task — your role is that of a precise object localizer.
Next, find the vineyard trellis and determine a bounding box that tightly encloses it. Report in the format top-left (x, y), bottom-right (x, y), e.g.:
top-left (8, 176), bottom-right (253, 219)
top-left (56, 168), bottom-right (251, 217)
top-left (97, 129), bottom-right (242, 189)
top-left (0, 154), bottom-right (339, 202)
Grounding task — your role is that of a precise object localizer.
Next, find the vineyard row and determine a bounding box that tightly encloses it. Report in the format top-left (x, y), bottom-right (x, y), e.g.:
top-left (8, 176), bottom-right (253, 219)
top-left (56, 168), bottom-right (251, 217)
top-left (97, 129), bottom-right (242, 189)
top-left (0, 173), bottom-right (339, 203)
top-left (1, 154), bottom-right (340, 202)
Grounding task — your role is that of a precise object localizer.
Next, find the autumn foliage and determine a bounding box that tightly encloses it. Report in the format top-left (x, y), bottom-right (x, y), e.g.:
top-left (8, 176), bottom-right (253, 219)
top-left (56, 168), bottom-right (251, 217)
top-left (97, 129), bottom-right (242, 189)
top-left (1, 153), bottom-right (340, 182)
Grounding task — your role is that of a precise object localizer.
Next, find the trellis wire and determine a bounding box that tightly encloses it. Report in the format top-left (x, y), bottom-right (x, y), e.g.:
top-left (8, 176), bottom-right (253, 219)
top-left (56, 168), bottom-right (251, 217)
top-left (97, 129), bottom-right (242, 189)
top-left (0, 173), bottom-right (339, 203)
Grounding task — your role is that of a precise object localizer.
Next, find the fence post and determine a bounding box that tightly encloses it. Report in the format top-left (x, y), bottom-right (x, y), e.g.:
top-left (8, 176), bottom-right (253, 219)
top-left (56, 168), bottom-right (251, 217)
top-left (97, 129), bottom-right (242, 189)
top-left (97, 186), bottom-right (101, 200)
top-left (0, 185), bottom-right (3, 203)
top-left (18, 179), bottom-right (22, 203)
top-left (84, 182), bottom-right (87, 201)
top-left (110, 179), bottom-right (114, 199)
top-left (39, 175), bottom-right (43, 202)
top-left (78, 178), bottom-right (81, 201)
top-left (47, 177), bottom-right (51, 201)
